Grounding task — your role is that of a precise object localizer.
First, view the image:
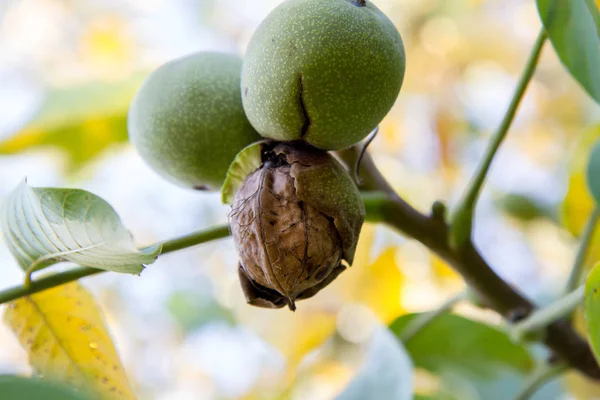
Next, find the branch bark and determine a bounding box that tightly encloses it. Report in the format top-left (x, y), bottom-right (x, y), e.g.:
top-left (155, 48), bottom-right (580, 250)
top-left (339, 146), bottom-right (600, 380)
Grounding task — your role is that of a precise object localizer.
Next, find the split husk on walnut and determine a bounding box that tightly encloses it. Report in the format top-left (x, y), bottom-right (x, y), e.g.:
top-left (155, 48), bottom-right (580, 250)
top-left (228, 142), bottom-right (365, 310)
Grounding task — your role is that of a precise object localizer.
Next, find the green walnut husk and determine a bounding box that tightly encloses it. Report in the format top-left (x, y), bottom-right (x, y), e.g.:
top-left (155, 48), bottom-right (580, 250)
top-left (241, 0), bottom-right (405, 150)
top-left (226, 142), bottom-right (365, 310)
top-left (128, 52), bottom-right (261, 191)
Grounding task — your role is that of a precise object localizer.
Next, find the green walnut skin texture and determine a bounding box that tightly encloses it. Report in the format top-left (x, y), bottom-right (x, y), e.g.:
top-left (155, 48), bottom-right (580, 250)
top-left (241, 0), bottom-right (406, 150)
top-left (129, 52), bottom-right (262, 190)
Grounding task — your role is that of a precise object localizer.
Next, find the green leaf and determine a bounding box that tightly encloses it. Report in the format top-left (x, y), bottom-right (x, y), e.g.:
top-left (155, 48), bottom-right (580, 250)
top-left (167, 290), bottom-right (236, 332)
top-left (585, 262), bottom-right (600, 363)
top-left (0, 375), bottom-right (92, 400)
top-left (0, 75), bottom-right (145, 169)
top-left (586, 0), bottom-right (600, 36)
top-left (537, 0), bottom-right (600, 104)
top-left (496, 193), bottom-right (553, 222)
top-left (221, 141), bottom-right (263, 204)
top-left (389, 313), bottom-right (533, 379)
top-left (438, 368), bottom-right (561, 400)
top-left (0, 181), bottom-right (160, 275)
top-left (587, 141), bottom-right (600, 204)
top-left (336, 327), bottom-right (413, 400)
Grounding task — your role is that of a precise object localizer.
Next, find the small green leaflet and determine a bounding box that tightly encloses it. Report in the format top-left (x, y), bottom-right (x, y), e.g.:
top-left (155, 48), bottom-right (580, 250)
top-left (0, 181), bottom-right (161, 275)
top-left (587, 141), bottom-right (600, 204)
top-left (537, 0), bottom-right (600, 104)
top-left (221, 141), bottom-right (264, 205)
top-left (585, 263), bottom-right (600, 364)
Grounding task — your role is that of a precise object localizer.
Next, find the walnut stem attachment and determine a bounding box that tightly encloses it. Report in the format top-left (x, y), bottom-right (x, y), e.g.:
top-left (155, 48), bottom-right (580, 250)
top-left (449, 29), bottom-right (547, 249)
top-left (353, 126), bottom-right (379, 186)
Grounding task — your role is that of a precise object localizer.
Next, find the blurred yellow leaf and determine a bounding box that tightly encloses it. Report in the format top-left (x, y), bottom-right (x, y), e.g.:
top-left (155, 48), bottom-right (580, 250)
top-left (379, 119), bottom-right (404, 152)
top-left (235, 304), bottom-right (338, 372)
top-left (564, 308), bottom-right (600, 398)
top-left (273, 312), bottom-right (338, 367)
top-left (563, 371), bottom-right (600, 400)
top-left (285, 353), bottom-right (354, 399)
top-left (352, 247), bottom-right (404, 323)
top-left (563, 172), bottom-right (595, 236)
top-left (346, 223), bottom-right (376, 273)
top-left (336, 224), bottom-right (401, 319)
top-left (81, 16), bottom-right (132, 63)
top-left (561, 125), bottom-right (600, 268)
top-left (4, 282), bottom-right (135, 399)
top-left (278, 334), bottom-right (364, 400)
top-left (564, 127), bottom-right (600, 396)
top-left (0, 75), bottom-right (145, 170)
top-left (431, 255), bottom-right (463, 287)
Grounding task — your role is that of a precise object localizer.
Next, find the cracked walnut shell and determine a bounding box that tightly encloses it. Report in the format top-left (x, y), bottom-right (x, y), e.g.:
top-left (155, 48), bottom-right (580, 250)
top-left (229, 143), bottom-right (365, 310)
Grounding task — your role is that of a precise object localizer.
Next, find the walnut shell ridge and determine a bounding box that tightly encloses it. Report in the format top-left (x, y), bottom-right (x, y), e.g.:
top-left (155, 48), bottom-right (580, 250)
top-left (230, 143), bottom-right (365, 310)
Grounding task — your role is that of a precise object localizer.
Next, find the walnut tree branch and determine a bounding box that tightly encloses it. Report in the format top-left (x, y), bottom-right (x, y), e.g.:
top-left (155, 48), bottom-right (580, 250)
top-left (338, 146), bottom-right (600, 380)
top-left (450, 29), bottom-right (547, 248)
top-left (0, 225), bottom-right (231, 305)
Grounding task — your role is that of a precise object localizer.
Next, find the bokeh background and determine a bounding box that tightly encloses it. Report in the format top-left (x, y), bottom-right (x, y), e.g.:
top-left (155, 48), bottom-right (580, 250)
top-left (0, 0), bottom-right (599, 399)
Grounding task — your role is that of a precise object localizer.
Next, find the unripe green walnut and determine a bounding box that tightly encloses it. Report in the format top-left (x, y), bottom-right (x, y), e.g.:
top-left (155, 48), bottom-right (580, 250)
top-left (241, 0), bottom-right (405, 150)
top-left (128, 52), bottom-right (262, 190)
top-left (227, 142), bottom-right (365, 310)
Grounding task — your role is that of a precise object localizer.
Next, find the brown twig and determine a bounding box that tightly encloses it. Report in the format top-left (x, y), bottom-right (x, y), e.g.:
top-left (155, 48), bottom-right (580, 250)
top-left (338, 146), bottom-right (600, 380)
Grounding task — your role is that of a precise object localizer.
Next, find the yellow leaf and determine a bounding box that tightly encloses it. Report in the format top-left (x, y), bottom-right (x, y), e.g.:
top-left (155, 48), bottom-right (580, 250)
top-left (562, 172), bottom-right (595, 236)
top-left (431, 255), bottom-right (463, 288)
top-left (352, 247), bottom-right (404, 323)
top-left (335, 224), bottom-right (405, 323)
top-left (4, 282), bottom-right (135, 399)
top-left (238, 306), bottom-right (337, 369)
top-left (564, 308), bottom-right (600, 398)
top-left (561, 125), bottom-right (600, 269)
top-left (273, 312), bottom-right (338, 367)
top-left (81, 17), bottom-right (132, 63)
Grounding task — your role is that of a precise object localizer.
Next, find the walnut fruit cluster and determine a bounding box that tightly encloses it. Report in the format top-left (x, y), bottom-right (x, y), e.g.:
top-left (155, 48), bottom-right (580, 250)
top-left (128, 0), bottom-right (405, 309)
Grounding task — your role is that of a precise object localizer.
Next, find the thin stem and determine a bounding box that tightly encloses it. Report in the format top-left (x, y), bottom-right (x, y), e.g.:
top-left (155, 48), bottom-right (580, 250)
top-left (361, 191), bottom-right (389, 223)
top-left (24, 258), bottom-right (55, 289)
top-left (159, 224), bottom-right (230, 254)
top-left (450, 29), bottom-right (547, 248)
top-left (513, 363), bottom-right (568, 400)
top-left (0, 193), bottom-right (392, 307)
top-left (0, 224), bottom-right (231, 305)
top-left (510, 286), bottom-right (584, 343)
top-left (400, 290), bottom-right (469, 342)
top-left (354, 126), bottom-right (379, 186)
top-left (565, 206), bottom-right (600, 294)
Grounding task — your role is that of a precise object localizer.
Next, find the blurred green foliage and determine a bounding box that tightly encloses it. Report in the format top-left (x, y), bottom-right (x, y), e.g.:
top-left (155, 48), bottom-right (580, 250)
top-left (390, 313), bottom-right (533, 377)
top-left (537, 0), bottom-right (600, 104)
top-left (0, 75), bottom-right (145, 170)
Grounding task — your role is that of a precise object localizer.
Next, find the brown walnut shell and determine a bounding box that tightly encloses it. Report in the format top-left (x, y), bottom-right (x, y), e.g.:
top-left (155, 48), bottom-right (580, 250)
top-left (230, 142), bottom-right (365, 310)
